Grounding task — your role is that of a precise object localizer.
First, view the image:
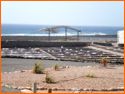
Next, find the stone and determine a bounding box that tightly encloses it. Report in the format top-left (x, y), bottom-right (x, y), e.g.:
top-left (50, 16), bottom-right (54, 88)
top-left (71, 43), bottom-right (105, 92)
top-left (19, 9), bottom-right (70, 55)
top-left (101, 89), bottom-right (108, 91)
top-left (18, 86), bottom-right (24, 89)
top-left (21, 70), bottom-right (25, 72)
top-left (117, 87), bottom-right (124, 90)
top-left (12, 86), bottom-right (18, 89)
top-left (25, 87), bottom-right (31, 90)
top-left (5, 84), bottom-right (11, 88)
top-left (73, 91), bottom-right (80, 93)
top-left (21, 89), bottom-right (33, 93)
top-left (83, 88), bottom-right (87, 91)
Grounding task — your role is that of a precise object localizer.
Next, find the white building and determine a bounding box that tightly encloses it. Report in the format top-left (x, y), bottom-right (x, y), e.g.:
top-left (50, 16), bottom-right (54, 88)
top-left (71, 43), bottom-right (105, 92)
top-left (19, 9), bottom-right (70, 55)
top-left (117, 30), bottom-right (124, 44)
top-left (117, 30), bottom-right (124, 47)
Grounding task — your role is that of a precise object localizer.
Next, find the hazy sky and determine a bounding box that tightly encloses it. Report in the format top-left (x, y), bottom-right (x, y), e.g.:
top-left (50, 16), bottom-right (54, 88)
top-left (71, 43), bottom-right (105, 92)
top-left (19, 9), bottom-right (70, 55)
top-left (2, 1), bottom-right (124, 27)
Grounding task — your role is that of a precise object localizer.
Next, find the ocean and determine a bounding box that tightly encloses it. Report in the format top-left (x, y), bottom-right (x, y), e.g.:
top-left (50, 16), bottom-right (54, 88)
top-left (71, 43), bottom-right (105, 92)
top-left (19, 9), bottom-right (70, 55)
top-left (2, 24), bottom-right (124, 36)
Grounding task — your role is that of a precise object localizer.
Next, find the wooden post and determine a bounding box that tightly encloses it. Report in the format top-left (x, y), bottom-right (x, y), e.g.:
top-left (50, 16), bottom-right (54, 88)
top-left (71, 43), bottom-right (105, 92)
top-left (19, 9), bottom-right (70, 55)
top-left (48, 30), bottom-right (51, 41)
top-left (48, 88), bottom-right (52, 93)
top-left (65, 27), bottom-right (67, 41)
top-left (91, 41), bottom-right (94, 45)
top-left (77, 31), bottom-right (79, 41)
top-left (32, 82), bottom-right (37, 93)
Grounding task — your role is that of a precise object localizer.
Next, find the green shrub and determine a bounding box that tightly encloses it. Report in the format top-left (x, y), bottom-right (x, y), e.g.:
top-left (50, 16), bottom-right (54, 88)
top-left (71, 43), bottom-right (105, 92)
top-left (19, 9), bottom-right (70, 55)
top-left (45, 74), bottom-right (56, 84)
top-left (33, 62), bottom-right (44, 74)
top-left (86, 73), bottom-right (96, 78)
top-left (54, 64), bottom-right (60, 71)
top-left (100, 57), bottom-right (108, 67)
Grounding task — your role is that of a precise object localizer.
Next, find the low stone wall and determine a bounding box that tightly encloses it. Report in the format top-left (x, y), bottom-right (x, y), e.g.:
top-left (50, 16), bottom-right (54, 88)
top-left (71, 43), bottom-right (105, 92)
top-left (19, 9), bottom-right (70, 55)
top-left (2, 41), bottom-right (90, 48)
top-left (94, 42), bottom-right (113, 47)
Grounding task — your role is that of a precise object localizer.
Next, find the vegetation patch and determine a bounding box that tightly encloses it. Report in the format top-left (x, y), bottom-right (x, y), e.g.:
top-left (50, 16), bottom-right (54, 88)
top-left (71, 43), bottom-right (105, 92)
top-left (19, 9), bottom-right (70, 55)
top-left (54, 64), bottom-right (60, 71)
top-left (33, 61), bottom-right (44, 74)
top-left (86, 73), bottom-right (96, 78)
top-left (100, 57), bottom-right (109, 67)
top-left (45, 74), bottom-right (56, 84)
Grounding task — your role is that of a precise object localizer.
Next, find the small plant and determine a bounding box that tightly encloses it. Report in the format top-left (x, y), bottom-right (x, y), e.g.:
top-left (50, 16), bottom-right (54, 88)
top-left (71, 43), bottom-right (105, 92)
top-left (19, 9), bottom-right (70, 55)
top-left (100, 57), bottom-right (108, 67)
top-left (33, 61), bottom-right (44, 74)
top-left (45, 74), bottom-right (56, 84)
top-left (54, 64), bottom-right (60, 71)
top-left (86, 73), bottom-right (96, 78)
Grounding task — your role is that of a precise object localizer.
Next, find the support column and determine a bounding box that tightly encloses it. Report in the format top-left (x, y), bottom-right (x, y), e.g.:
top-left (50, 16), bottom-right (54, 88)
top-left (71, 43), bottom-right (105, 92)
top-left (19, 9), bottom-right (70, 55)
top-left (65, 27), bottom-right (67, 41)
top-left (48, 30), bottom-right (50, 41)
top-left (77, 31), bottom-right (80, 41)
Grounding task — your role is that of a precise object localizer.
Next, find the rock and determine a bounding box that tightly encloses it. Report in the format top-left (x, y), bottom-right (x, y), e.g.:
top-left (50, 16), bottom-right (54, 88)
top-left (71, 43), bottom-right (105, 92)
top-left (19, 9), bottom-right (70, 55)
top-left (91, 89), bottom-right (96, 91)
top-left (25, 87), bottom-right (31, 90)
top-left (18, 86), bottom-right (24, 89)
top-left (53, 88), bottom-right (58, 91)
top-left (101, 89), bottom-right (108, 91)
top-left (73, 91), bottom-right (80, 93)
top-left (86, 88), bottom-right (91, 91)
top-left (21, 89), bottom-right (33, 93)
top-left (108, 87), bottom-right (124, 91)
top-left (108, 88), bottom-right (113, 91)
top-left (4, 84), bottom-right (11, 88)
top-left (12, 86), bottom-right (18, 89)
top-left (117, 87), bottom-right (124, 90)
top-left (83, 88), bottom-right (87, 91)
top-left (37, 87), bottom-right (47, 90)
top-left (111, 88), bottom-right (118, 91)
top-left (21, 70), bottom-right (25, 72)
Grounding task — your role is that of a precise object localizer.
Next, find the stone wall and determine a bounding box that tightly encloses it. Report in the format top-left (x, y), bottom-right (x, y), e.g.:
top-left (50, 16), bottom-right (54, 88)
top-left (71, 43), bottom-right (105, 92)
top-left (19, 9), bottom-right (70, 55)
top-left (2, 41), bottom-right (90, 48)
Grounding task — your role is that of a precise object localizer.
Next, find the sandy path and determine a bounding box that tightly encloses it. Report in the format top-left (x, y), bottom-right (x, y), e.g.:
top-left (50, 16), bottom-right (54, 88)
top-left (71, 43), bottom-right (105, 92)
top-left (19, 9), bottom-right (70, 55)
top-left (88, 46), bottom-right (124, 57)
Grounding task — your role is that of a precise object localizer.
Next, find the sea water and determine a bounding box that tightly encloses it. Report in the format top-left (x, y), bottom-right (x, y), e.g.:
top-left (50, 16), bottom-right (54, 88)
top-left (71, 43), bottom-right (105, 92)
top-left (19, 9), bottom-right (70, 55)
top-left (2, 24), bottom-right (123, 36)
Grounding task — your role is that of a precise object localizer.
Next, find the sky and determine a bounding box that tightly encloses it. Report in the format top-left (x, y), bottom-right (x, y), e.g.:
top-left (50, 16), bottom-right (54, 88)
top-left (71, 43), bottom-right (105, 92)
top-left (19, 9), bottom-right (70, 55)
top-left (1, 1), bottom-right (124, 27)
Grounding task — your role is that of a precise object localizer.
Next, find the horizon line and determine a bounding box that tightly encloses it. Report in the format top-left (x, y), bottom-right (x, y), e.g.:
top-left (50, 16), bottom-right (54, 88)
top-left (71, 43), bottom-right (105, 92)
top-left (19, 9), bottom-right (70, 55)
top-left (2, 23), bottom-right (124, 28)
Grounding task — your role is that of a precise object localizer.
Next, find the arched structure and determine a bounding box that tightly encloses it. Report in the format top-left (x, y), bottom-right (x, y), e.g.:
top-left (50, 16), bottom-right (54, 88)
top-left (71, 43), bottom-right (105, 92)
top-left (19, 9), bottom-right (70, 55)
top-left (40, 26), bottom-right (81, 41)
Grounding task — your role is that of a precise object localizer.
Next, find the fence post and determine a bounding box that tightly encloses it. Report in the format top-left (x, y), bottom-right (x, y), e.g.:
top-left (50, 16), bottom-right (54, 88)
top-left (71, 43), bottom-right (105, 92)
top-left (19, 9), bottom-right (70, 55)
top-left (48, 88), bottom-right (52, 93)
top-left (32, 82), bottom-right (37, 93)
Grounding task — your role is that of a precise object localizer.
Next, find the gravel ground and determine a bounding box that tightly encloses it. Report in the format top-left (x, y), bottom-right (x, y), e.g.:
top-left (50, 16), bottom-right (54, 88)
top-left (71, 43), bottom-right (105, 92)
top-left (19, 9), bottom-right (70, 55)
top-left (2, 58), bottom-right (124, 92)
top-left (2, 63), bottom-right (124, 90)
top-left (2, 58), bottom-right (97, 92)
top-left (2, 58), bottom-right (97, 72)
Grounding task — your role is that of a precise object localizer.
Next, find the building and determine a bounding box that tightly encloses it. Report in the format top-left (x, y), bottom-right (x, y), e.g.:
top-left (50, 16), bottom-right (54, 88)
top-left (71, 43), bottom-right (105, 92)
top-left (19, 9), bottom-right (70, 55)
top-left (117, 30), bottom-right (124, 47)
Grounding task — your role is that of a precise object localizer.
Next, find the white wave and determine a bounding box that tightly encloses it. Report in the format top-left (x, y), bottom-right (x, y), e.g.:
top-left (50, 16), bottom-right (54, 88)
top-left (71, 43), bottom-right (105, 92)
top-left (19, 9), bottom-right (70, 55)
top-left (2, 34), bottom-right (48, 36)
top-left (2, 33), bottom-right (76, 36)
top-left (2, 32), bottom-right (107, 36)
top-left (81, 32), bottom-right (107, 36)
